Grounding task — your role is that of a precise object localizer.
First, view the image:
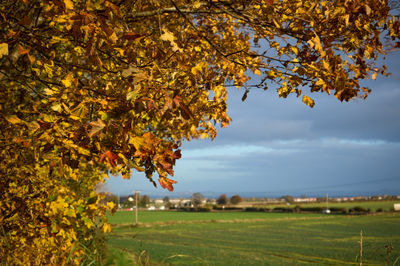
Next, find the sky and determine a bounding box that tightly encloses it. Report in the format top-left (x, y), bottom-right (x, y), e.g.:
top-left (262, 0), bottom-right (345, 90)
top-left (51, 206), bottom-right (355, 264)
top-left (106, 53), bottom-right (400, 198)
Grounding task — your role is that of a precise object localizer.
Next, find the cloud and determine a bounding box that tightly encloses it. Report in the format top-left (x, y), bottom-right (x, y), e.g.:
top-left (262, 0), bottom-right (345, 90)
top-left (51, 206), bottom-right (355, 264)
top-left (106, 53), bottom-right (400, 196)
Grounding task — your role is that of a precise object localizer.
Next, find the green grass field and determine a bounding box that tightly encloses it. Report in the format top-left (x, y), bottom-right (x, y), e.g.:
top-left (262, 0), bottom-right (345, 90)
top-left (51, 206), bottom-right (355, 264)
top-left (106, 210), bottom-right (400, 265)
top-left (249, 200), bottom-right (397, 212)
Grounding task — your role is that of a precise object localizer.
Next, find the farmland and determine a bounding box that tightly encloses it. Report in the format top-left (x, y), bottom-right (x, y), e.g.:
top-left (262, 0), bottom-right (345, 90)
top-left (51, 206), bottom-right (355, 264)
top-left (250, 200), bottom-right (397, 212)
top-left (106, 210), bottom-right (400, 265)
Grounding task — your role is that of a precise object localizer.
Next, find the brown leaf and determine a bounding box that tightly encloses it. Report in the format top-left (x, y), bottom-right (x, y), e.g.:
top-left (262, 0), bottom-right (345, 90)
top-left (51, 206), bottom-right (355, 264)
top-left (100, 150), bottom-right (119, 168)
top-left (88, 119), bottom-right (105, 137)
top-left (241, 89), bottom-right (249, 102)
top-left (123, 33), bottom-right (143, 40)
top-left (173, 149), bottom-right (181, 159)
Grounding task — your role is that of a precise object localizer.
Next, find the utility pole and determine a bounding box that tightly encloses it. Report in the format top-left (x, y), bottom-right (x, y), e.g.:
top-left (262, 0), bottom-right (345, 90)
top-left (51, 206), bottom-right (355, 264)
top-left (134, 190), bottom-right (140, 226)
top-left (326, 193), bottom-right (328, 210)
top-left (135, 191), bottom-right (138, 225)
top-left (128, 191), bottom-right (140, 226)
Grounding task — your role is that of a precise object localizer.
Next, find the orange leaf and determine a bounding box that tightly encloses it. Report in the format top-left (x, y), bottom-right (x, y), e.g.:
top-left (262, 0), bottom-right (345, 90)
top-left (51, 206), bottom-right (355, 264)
top-left (158, 177), bottom-right (177, 192)
top-left (100, 150), bottom-right (119, 168)
top-left (18, 45), bottom-right (29, 55)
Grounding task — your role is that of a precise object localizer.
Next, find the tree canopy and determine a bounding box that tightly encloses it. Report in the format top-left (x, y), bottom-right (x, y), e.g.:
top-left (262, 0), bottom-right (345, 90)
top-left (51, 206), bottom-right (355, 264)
top-left (1, 0), bottom-right (399, 264)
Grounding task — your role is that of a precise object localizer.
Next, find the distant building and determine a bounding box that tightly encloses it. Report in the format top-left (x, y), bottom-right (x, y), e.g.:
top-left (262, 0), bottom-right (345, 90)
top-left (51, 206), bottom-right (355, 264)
top-left (293, 197), bottom-right (317, 203)
top-left (394, 203), bottom-right (400, 211)
top-left (154, 199), bottom-right (164, 205)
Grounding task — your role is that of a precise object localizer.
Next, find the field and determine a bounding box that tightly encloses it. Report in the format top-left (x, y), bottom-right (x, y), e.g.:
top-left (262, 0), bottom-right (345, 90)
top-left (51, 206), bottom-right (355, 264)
top-left (246, 200), bottom-right (397, 212)
top-left (106, 210), bottom-right (400, 265)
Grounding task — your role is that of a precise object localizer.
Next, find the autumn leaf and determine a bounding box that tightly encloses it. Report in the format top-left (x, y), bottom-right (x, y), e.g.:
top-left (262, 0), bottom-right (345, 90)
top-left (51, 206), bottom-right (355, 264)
top-left (18, 45), bottom-right (29, 55)
top-left (123, 32), bottom-right (143, 40)
top-left (6, 115), bottom-right (22, 124)
top-left (266, 0), bottom-right (274, 5)
top-left (122, 65), bottom-right (139, 77)
top-left (61, 73), bottom-right (74, 88)
top-left (241, 89), bottom-right (249, 102)
top-left (160, 29), bottom-right (182, 52)
top-left (103, 223), bottom-right (112, 233)
top-left (88, 119), bottom-right (105, 137)
top-left (1, 0), bottom-right (399, 263)
top-left (63, 0), bottom-right (73, 10)
top-left (158, 177), bottom-right (177, 192)
top-left (0, 43), bottom-right (8, 58)
top-left (173, 149), bottom-right (182, 159)
top-left (302, 95), bottom-right (315, 108)
top-left (100, 150), bottom-right (119, 168)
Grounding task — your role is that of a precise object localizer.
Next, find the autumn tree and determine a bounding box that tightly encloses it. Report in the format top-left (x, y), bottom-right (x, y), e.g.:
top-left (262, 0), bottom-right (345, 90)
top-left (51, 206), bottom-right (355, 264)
top-left (230, 195), bottom-right (243, 205)
top-left (216, 194), bottom-right (229, 205)
top-left (1, 0), bottom-right (400, 264)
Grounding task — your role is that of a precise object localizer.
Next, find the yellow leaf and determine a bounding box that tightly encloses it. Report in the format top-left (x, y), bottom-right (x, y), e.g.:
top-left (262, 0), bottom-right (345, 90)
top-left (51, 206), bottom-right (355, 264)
top-left (272, 19), bottom-right (280, 29)
top-left (312, 35), bottom-right (322, 52)
top-left (315, 79), bottom-right (325, 86)
top-left (160, 29), bottom-right (182, 52)
top-left (254, 69), bottom-right (261, 76)
top-left (343, 14), bottom-right (350, 26)
top-left (371, 71), bottom-right (378, 80)
top-left (61, 73), bottom-right (74, 88)
top-left (6, 115), bottom-right (22, 124)
top-left (107, 201), bottom-right (115, 210)
top-left (365, 5), bottom-right (371, 16)
top-left (27, 121), bottom-right (40, 132)
top-left (290, 46), bottom-right (299, 54)
top-left (0, 43), bottom-right (8, 58)
top-left (302, 95), bottom-right (315, 107)
top-left (200, 133), bottom-right (209, 139)
top-left (307, 39), bottom-right (314, 49)
top-left (103, 223), bottom-right (112, 233)
top-left (193, 1), bottom-right (202, 8)
top-left (44, 87), bottom-right (58, 95)
top-left (64, 0), bottom-right (74, 10)
top-left (191, 63), bottom-right (203, 75)
top-left (51, 104), bottom-right (62, 112)
top-left (44, 64), bottom-right (53, 78)
top-left (322, 60), bottom-right (329, 70)
top-left (27, 54), bottom-right (35, 64)
top-left (122, 65), bottom-right (139, 77)
top-left (109, 32), bottom-right (118, 43)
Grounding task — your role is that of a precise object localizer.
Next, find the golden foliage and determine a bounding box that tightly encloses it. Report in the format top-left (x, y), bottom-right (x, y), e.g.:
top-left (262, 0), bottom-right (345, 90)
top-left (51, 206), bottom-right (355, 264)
top-left (0, 0), bottom-right (399, 263)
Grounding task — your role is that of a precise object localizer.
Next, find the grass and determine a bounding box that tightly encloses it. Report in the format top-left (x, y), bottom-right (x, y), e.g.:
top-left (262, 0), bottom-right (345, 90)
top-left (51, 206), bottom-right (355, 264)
top-left (107, 211), bottom-right (323, 225)
top-left (252, 200), bottom-right (398, 212)
top-left (106, 211), bottom-right (400, 265)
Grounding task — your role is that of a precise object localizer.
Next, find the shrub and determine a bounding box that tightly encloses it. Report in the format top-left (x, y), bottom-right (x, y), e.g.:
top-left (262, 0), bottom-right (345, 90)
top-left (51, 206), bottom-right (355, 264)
top-left (272, 207), bottom-right (294, 213)
top-left (197, 207), bottom-right (212, 212)
top-left (299, 207), bottom-right (324, 213)
top-left (349, 206), bottom-right (369, 213)
top-left (245, 207), bottom-right (259, 212)
top-left (329, 207), bottom-right (348, 214)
